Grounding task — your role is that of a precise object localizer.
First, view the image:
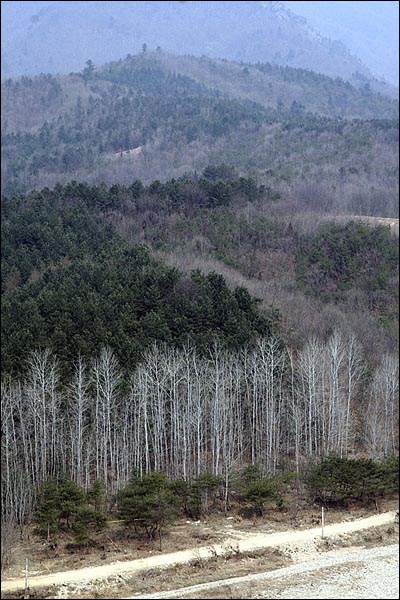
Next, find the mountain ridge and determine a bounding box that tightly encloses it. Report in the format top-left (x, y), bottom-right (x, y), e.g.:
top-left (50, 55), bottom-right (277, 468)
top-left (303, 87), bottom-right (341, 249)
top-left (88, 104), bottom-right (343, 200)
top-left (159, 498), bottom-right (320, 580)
top-left (2, 0), bottom-right (397, 98)
top-left (2, 51), bottom-right (398, 208)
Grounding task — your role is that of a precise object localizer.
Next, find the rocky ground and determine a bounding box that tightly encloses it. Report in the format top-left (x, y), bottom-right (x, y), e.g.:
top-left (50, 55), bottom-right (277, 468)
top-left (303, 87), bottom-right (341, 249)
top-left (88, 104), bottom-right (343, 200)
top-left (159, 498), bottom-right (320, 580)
top-left (134, 544), bottom-right (398, 599)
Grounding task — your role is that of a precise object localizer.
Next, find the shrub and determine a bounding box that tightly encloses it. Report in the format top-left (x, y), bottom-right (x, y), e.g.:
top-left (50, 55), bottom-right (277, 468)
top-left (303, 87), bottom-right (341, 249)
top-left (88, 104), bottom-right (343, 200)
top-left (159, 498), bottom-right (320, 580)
top-left (306, 454), bottom-right (399, 505)
top-left (118, 473), bottom-right (180, 540)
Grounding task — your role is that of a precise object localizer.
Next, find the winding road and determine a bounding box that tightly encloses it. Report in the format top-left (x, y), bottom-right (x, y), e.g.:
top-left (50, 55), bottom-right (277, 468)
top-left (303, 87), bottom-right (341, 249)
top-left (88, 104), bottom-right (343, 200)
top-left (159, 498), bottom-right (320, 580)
top-left (1, 511), bottom-right (396, 594)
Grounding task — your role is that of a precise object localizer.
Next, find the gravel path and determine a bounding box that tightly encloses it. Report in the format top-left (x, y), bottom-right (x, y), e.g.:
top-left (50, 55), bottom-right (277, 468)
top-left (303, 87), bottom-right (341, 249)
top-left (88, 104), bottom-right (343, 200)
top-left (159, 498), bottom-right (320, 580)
top-left (1, 511), bottom-right (396, 593)
top-left (126, 545), bottom-right (399, 599)
top-left (272, 545), bottom-right (399, 599)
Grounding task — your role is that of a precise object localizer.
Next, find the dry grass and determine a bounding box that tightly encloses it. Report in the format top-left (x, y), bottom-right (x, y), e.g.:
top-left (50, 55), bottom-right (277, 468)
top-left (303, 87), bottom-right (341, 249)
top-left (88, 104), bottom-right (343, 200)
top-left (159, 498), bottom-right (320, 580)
top-left (2, 522), bottom-right (397, 599)
top-left (3, 497), bottom-right (398, 579)
top-left (1, 497), bottom-right (397, 600)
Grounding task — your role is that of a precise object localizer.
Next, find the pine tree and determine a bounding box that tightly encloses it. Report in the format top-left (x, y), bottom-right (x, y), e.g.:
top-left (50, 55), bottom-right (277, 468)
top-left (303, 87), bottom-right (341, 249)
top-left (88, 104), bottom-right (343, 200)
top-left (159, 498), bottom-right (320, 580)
top-left (34, 480), bottom-right (60, 540)
top-left (118, 473), bottom-right (179, 541)
top-left (81, 60), bottom-right (95, 86)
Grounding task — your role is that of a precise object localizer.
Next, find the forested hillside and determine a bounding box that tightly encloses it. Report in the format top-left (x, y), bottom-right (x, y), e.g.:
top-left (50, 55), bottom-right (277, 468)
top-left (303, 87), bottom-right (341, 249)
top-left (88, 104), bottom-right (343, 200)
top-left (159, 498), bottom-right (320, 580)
top-left (2, 173), bottom-right (398, 379)
top-left (2, 52), bottom-right (398, 216)
top-left (1, 43), bottom-right (398, 557)
top-left (2, 173), bottom-right (398, 527)
top-left (3, 0), bottom-right (395, 88)
top-left (1, 178), bottom-right (275, 377)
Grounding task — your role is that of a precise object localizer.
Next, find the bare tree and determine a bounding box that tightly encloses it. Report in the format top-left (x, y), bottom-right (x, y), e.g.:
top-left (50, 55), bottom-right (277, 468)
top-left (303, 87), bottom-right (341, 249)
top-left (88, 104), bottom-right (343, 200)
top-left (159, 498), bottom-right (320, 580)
top-left (1, 515), bottom-right (17, 573)
top-left (297, 337), bottom-right (325, 457)
top-left (68, 355), bottom-right (91, 487)
top-left (25, 349), bottom-right (60, 484)
top-left (92, 347), bottom-right (122, 493)
top-left (2, 336), bottom-right (397, 528)
top-left (367, 354), bottom-right (399, 455)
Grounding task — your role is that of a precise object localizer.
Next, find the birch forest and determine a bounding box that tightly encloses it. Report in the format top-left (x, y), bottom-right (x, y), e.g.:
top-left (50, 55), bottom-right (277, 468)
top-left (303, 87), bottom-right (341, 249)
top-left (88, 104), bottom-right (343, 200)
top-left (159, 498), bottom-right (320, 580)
top-left (1, 24), bottom-right (399, 564)
top-left (2, 331), bottom-right (398, 525)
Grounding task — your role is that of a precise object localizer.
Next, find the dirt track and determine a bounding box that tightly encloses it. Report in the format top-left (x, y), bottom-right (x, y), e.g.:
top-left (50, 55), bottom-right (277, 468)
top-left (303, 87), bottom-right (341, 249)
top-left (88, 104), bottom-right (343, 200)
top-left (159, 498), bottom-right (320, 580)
top-left (1, 511), bottom-right (395, 594)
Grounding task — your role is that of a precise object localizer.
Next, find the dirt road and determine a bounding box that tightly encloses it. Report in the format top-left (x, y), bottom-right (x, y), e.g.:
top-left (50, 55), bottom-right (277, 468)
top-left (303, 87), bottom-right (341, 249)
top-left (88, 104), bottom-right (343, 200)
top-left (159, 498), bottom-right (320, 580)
top-left (1, 511), bottom-right (395, 593)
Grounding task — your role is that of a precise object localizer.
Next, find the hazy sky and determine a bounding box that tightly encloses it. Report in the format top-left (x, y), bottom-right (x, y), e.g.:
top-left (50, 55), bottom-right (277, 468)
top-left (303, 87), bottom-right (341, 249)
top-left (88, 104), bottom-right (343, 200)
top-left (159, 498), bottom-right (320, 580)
top-left (282, 1), bottom-right (399, 84)
top-left (2, 1), bottom-right (399, 85)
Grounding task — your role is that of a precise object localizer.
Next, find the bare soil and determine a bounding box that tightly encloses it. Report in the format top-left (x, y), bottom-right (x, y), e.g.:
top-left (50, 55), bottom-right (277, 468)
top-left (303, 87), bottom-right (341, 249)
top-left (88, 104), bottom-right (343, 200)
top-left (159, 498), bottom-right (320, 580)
top-left (1, 501), bottom-right (398, 599)
top-left (3, 498), bottom-right (397, 582)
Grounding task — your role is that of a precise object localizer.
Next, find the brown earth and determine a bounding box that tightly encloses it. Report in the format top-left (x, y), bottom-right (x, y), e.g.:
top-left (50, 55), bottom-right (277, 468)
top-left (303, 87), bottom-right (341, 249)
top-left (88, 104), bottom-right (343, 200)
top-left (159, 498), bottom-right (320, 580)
top-left (1, 509), bottom-right (397, 598)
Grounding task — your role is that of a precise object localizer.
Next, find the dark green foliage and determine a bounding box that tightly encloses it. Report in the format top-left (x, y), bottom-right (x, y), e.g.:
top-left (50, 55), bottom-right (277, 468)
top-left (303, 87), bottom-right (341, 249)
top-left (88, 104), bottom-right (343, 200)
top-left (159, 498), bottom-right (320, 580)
top-left (34, 480), bottom-right (60, 539)
top-left (169, 479), bottom-right (202, 520)
top-left (237, 464), bottom-right (264, 484)
top-left (379, 455), bottom-right (399, 493)
top-left (243, 479), bottom-right (278, 517)
top-left (192, 472), bottom-right (224, 514)
top-left (117, 473), bottom-right (180, 539)
top-left (1, 179), bottom-right (276, 377)
top-left (72, 508), bottom-right (107, 544)
top-left (98, 54), bottom-right (214, 97)
top-left (169, 473), bottom-right (224, 517)
top-left (1, 172), bottom-right (397, 379)
top-left (1, 75), bottom-right (268, 195)
top-left (103, 170), bottom-right (284, 279)
top-left (81, 60), bottom-right (95, 85)
top-left (34, 479), bottom-right (86, 537)
top-left (53, 479), bottom-right (86, 528)
top-left (202, 164), bottom-right (237, 182)
top-left (253, 60), bottom-right (398, 118)
top-left (232, 466), bottom-right (280, 517)
top-left (86, 480), bottom-right (106, 513)
top-left (2, 52), bottom-right (397, 199)
top-left (306, 454), bottom-right (399, 505)
top-left (34, 479), bottom-right (106, 545)
top-left (136, 473), bottom-right (224, 522)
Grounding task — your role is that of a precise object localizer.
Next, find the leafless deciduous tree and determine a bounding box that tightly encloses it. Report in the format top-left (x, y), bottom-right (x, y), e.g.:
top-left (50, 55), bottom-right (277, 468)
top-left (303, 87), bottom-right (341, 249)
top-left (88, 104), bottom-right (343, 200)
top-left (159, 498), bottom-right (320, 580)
top-left (366, 354), bottom-right (399, 456)
top-left (2, 335), bottom-right (398, 524)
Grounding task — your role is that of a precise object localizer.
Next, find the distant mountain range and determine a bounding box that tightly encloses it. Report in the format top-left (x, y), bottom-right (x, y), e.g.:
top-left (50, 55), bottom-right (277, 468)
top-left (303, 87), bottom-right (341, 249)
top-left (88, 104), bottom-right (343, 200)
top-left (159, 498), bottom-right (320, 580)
top-left (1, 0), bottom-right (397, 97)
top-left (282, 1), bottom-right (399, 87)
top-left (2, 50), bottom-right (398, 216)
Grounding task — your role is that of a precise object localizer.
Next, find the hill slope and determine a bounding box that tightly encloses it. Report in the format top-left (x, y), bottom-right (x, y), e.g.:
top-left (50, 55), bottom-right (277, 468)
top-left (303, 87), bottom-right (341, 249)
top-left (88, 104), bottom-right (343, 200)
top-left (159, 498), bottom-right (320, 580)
top-left (282, 1), bottom-right (399, 86)
top-left (2, 0), bottom-right (388, 87)
top-left (2, 174), bottom-right (398, 377)
top-left (1, 52), bottom-right (398, 215)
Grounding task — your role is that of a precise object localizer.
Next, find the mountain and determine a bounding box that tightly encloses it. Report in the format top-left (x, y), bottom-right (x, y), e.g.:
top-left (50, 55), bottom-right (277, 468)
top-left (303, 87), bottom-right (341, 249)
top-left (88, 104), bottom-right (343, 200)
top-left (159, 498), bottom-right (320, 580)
top-left (1, 2), bottom-right (398, 547)
top-left (282, 1), bottom-right (399, 87)
top-left (2, 51), bottom-right (398, 213)
top-left (1, 0), bottom-right (397, 97)
top-left (2, 50), bottom-right (398, 372)
top-left (2, 172), bottom-right (398, 378)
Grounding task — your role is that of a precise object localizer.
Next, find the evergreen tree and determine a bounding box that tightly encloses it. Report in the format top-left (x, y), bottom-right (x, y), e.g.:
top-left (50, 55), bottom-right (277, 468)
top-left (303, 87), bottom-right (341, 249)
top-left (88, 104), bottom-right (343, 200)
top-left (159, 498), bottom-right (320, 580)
top-left (34, 479), bottom-right (86, 538)
top-left (306, 454), bottom-right (399, 505)
top-left (34, 480), bottom-right (60, 540)
top-left (244, 478), bottom-right (278, 516)
top-left (72, 508), bottom-right (107, 545)
top-left (81, 59), bottom-right (95, 85)
top-left (86, 479), bottom-right (106, 513)
top-left (118, 473), bottom-right (179, 542)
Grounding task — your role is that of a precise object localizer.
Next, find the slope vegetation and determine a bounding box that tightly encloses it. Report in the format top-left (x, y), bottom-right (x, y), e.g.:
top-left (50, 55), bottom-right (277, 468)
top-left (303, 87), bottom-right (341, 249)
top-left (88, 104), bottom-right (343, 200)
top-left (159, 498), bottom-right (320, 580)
top-left (1, 52), bottom-right (398, 204)
top-left (2, 0), bottom-right (392, 88)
